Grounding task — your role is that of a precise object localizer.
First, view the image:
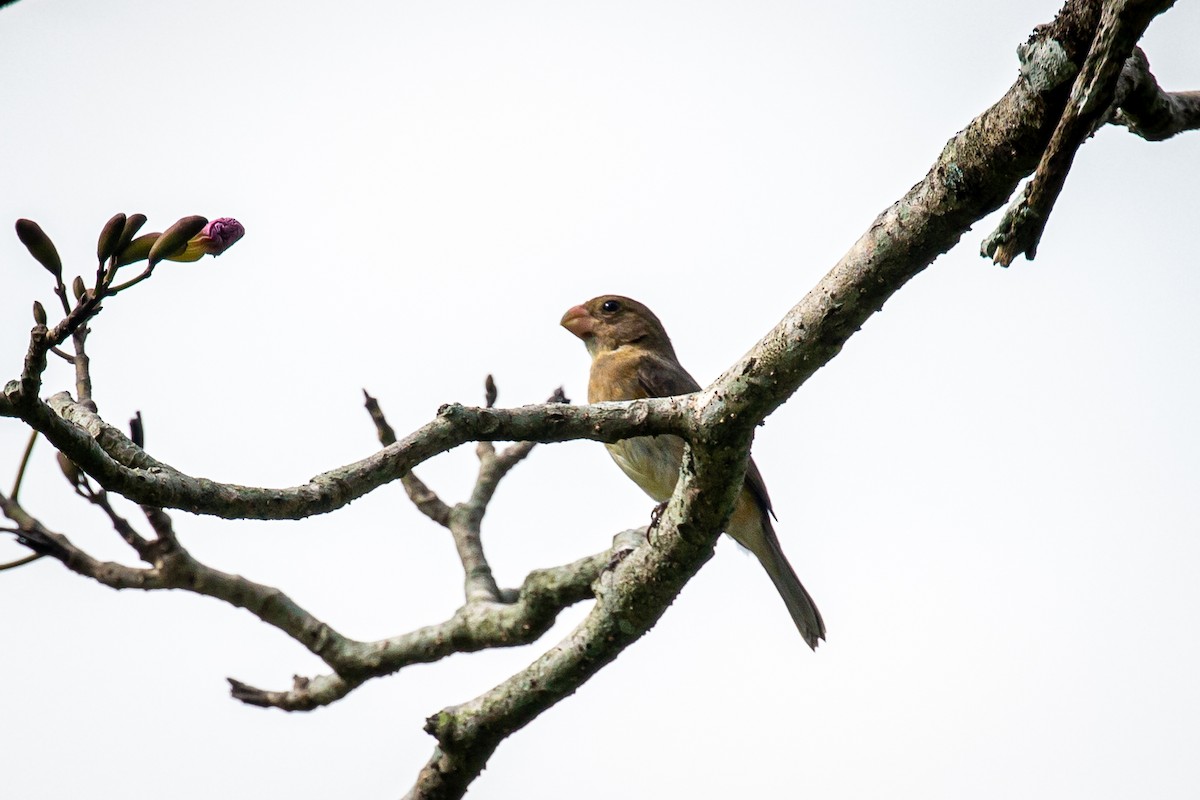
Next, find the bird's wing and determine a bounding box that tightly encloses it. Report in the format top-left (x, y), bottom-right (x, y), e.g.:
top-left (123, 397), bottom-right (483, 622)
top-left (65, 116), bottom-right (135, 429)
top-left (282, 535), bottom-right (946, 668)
top-left (634, 351), bottom-right (702, 397)
top-left (633, 352), bottom-right (772, 520)
top-left (636, 351), bottom-right (776, 519)
top-left (743, 458), bottom-right (776, 521)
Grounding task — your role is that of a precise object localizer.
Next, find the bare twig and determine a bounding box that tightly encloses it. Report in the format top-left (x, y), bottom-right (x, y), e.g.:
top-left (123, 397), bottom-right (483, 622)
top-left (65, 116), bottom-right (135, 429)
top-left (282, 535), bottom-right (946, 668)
top-left (363, 389), bottom-right (452, 526)
top-left (104, 264), bottom-right (156, 295)
top-left (49, 346), bottom-right (74, 364)
top-left (495, 388), bottom-right (568, 473)
top-left (10, 430), bottom-right (37, 500)
top-left (367, 380), bottom-right (570, 603)
top-left (79, 482), bottom-right (153, 558)
top-left (982, 0), bottom-right (1177, 266)
top-left (0, 489), bottom-right (362, 672)
top-left (71, 325), bottom-right (95, 412)
top-left (0, 552), bottom-right (44, 571)
top-left (1109, 47), bottom-right (1200, 140)
top-left (227, 538), bottom-right (633, 711)
top-left (451, 383), bottom-right (569, 602)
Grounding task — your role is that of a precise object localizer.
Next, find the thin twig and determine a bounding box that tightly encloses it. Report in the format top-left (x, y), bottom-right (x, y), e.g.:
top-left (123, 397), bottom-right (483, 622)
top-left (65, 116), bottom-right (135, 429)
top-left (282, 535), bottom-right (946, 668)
top-left (0, 489), bottom-right (360, 672)
top-left (227, 542), bottom-right (621, 711)
top-left (104, 265), bottom-right (155, 295)
top-left (363, 389), bottom-right (453, 526)
top-left (10, 430), bottom-right (37, 500)
top-left (81, 485), bottom-right (153, 558)
top-left (72, 325), bottom-right (95, 412)
top-left (49, 347), bottom-right (74, 364)
top-left (0, 552), bottom-right (44, 571)
top-left (983, 0), bottom-right (1176, 266)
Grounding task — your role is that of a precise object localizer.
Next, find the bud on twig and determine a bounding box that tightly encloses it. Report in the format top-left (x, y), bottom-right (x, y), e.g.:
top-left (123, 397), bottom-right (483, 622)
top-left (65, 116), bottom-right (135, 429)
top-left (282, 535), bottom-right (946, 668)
top-left (32, 301), bottom-right (47, 326)
top-left (148, 215), bottom-right (207, 268)
top-left (72, 275), bottom-right (86, 302)
top-left (129, 411), bottom-right (144, 449)
top-left (165, 217), bottom-right (246, 262)
top-left (15, 219), bottom-right (63, 279)
top-left (115, 233), bottom-right (160, 267)
top-left (96, 213), bottom-right (127, 263)
top-left (114, 213), bottom-right (148, 255)
top-left (485, 374), bottom-right (498, 408)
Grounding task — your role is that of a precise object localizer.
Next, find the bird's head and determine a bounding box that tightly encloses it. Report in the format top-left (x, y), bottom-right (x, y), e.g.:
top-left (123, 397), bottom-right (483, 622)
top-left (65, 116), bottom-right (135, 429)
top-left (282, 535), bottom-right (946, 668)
top-left (560, 295), bottom-right (676, 358)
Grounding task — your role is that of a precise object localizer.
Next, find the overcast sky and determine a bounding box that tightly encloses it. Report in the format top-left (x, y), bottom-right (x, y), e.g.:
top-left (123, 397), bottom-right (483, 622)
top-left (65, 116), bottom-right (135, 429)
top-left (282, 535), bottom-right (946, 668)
top-left (2, 1), bottom-right (1199, 798)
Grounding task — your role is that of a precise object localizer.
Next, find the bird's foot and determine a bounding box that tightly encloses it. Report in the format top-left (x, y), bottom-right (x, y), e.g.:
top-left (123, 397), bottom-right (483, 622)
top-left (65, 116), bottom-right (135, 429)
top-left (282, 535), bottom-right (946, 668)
top-left (647, 501), bottom-right (669, 544)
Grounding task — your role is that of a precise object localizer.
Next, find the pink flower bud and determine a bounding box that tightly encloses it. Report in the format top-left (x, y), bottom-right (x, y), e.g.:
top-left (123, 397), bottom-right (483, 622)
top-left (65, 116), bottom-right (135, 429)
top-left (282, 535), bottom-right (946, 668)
top-left (166, 217), bottom-right (245, 262)
top-left (196, 217), bottom-right (244, 255)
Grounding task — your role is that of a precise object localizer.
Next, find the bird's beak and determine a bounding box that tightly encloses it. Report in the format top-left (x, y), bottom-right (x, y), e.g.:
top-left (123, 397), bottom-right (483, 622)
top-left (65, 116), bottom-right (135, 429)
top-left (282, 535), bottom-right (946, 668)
top-left (560, 305), bottom-right (595, 338)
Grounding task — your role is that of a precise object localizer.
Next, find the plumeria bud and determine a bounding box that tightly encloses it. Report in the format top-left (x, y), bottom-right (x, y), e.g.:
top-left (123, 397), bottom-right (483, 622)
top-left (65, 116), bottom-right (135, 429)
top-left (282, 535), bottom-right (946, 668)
top-left (484, 374), bottom-right (498, 408)
top-left (166, 217), bottom-right (245, 262)
top-left (96, 213), bottom-right (127, 263)
top-left (15, 219), bottom-right (62, 279)
top-left (114, 213), bottom-right (148, 254)
top-left (115, 233), bottom-right (160, 267)
top-left (129, 411), bottom-right (144, 449)
top-left (72, 275), bottom-right (86, 302)
top-left (32, 301), bottom-right (47, 326)
top-left (148, 215), bottom-right (208, 268)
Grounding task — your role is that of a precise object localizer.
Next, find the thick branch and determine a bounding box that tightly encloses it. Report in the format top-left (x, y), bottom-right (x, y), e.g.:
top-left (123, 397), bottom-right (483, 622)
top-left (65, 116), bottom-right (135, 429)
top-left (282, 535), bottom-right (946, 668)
top-left (227, 542), bottom-right (626, 711)
top-left (1110, 46), bottom-right (1200, 139)
top-left (0, 389), bottom-right (690, 521)
top-left (690, 0), bottom-right (1133, 443)
top-left (983, 0), bottom-right (1176, 266)
top-left (406, 440), bottom-right (752, 799)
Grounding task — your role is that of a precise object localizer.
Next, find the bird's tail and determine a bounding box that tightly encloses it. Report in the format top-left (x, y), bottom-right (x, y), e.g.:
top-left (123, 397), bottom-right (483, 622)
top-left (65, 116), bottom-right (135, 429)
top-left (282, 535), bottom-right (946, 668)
top-left (739, 517), bottom-right (826, 650)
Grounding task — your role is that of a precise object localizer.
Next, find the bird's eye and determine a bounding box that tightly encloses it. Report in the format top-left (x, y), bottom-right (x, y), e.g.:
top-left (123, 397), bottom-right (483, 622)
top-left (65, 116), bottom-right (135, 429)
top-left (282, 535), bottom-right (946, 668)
top-left (600, 299), bottom-right (621, 313)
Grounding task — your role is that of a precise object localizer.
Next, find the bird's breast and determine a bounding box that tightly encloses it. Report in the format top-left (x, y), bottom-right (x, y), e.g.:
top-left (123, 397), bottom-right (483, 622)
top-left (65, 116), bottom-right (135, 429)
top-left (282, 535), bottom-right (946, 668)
top-left (605, 434), bottom-right (686, 503)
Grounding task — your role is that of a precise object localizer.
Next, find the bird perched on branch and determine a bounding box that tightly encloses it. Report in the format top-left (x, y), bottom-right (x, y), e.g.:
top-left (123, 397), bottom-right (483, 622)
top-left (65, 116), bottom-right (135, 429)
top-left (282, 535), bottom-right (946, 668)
top-left (561, 295), bottom-right (825, 649)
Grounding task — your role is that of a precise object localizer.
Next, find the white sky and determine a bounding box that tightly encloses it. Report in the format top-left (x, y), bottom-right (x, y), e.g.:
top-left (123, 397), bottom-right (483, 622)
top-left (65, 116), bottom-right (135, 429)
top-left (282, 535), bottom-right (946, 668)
top-left (2, 1), bottom-right (1199, 797)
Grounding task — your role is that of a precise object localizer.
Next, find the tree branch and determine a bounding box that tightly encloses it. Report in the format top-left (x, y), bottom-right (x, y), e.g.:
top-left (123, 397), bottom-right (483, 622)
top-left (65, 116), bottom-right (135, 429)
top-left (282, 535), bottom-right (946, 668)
top-left (364, 388), bottom-right (453, 526)
top-left (0, 2), bottom-right (1160, 528)
top-left (0, 388), bottom-right (690, 521)
top-left (0, 489), bottom-right (363, 671)
top-left (0, 552), bottom-right (44, 571)
top-left (983, 0), bottom-right (1176, 266)
top-left (405, 439), bottom-right (752, 799)
top-left (366, 382), bottom-right (569, 602)
top-left (9, 430), bottom-right (36, 500)
top-left (1109, 46), bottom-right (1200, 140)
top-left (695, 0), bottom-right (1158, 439)
top-left (226, 539), bottom-right (631, 711)
top-left (4, 3), bottom-right (1191, 797)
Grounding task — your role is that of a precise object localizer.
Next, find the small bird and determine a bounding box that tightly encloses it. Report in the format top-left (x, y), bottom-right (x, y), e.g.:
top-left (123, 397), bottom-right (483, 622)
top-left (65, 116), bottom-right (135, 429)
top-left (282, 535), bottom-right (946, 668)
top-left (561, 295), bottom-right (825, 649)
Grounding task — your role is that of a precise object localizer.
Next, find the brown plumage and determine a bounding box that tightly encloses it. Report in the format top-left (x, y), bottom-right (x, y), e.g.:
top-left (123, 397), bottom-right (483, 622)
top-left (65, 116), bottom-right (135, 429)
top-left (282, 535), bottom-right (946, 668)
top-left (561, 294), bottom-right (825, 649)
